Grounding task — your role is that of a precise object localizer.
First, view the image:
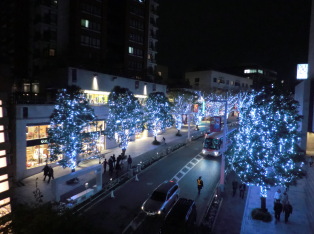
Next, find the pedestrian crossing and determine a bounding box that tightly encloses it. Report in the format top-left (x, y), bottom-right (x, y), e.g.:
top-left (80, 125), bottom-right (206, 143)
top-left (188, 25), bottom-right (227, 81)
top-left (171, 154), bottom-right (203, 182)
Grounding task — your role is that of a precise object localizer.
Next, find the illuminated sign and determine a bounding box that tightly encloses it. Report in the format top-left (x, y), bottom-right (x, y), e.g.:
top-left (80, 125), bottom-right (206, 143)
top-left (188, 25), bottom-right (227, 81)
top-left (297, 64), bottom-right (308, 79)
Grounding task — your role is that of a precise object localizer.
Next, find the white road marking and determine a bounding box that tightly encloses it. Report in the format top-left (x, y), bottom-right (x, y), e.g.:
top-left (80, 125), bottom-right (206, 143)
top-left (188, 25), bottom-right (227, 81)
top-left (171, 154), bottom-right (203, 182)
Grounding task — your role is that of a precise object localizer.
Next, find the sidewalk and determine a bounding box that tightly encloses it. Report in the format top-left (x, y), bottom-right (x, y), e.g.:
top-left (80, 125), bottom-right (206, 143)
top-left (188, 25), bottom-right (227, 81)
top-left (12, 123), bottom-right (209, 205)
top-left (213, 166), bottom-right (312, 234)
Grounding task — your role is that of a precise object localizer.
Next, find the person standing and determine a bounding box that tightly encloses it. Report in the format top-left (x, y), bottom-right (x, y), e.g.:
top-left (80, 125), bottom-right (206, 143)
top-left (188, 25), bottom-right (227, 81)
top-left (42, 163), bottom-right (50, 181)
top-left (108, 157), bottom-right (114, 176)
top-left (103, 158), bottom-right (107, 174)
top-left (283, 201), bottom-right (293, 223)
top-left (47, 166), bottom-right (54, 184)
top-left (232, 180), bottom-right (238, 197)
top-left (274, 199), bottom-right (283, 222)
top-left (162, 137), bottom-right (166, 145)
top-left (127, 155), bottom-right (132, 170)
top-left (197, 176), bottom-right (203, 194)
top-left (112, 154), bottom-right (116, 168)
top-left (239, 183), bottom-right (246, 199)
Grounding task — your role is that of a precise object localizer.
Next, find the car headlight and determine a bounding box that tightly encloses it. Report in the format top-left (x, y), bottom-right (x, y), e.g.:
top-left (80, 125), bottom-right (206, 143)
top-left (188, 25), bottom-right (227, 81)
top-left (202, 149), bottom-right (206, 154)
top-left (157, 210), bottom-right (162, 215)
top-left (141, 206), bottom-right (144, 210)
top-left (214, 151), bottom-right (218, 156)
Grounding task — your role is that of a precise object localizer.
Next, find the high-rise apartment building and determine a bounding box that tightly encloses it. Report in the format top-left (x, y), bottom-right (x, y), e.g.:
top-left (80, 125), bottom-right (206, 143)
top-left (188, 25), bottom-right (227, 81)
top-left (0, 0), bottom-right (159, 102)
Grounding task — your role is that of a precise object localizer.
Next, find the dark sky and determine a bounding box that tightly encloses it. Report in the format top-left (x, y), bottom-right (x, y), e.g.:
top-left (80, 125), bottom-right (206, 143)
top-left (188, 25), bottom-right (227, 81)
top-left (157, 0), bottom-right (312, 85)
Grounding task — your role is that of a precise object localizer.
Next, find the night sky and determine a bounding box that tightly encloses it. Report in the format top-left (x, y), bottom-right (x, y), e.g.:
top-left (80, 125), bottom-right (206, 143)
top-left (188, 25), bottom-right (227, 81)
top-left (157, 0), bottom-right (311, 87)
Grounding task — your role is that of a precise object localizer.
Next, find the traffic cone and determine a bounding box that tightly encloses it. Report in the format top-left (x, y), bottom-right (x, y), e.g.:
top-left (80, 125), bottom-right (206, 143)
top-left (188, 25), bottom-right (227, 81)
top-left (111, 190), bottom-right (115, 198)
top-left (135, 174), bottom-right (139, 182)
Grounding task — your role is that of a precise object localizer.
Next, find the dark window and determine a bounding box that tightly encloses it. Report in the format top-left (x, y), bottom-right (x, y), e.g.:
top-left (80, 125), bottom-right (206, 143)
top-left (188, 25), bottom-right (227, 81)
top-left (72, 69), bottom-right (77, 82)
top-left (23, 107), bottom-right (28, 119)
top-left (213, 78), bottom-right (217, 83)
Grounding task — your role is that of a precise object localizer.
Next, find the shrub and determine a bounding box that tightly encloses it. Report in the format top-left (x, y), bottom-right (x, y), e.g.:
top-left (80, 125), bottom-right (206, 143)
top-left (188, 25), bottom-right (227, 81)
top-left (251, 208), bottom-right (272, 222)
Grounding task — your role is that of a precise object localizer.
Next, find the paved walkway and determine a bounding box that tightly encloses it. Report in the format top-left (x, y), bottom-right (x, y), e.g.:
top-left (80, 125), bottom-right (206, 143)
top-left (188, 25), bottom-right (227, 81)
top-left (11, 120), bottom-right (313, 234)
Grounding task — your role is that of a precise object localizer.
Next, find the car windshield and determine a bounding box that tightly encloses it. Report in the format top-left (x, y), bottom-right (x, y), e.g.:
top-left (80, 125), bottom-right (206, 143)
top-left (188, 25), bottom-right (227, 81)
top-left (150, 190), bottom-right (166, 201)
top-left (204, 138), bottom-right (221, 150)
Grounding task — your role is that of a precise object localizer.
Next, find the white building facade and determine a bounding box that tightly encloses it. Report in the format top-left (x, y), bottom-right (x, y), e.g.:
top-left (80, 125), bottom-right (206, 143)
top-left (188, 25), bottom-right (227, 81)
top-left (15, 68), bottom-right (167, 180)
top-left (185, 70), bottom-right (252, 93)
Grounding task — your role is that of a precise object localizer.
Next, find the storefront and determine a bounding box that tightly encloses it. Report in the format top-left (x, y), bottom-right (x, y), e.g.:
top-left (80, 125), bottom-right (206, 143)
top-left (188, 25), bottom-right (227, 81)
top-left (25, 121), bottom-right (106, 169)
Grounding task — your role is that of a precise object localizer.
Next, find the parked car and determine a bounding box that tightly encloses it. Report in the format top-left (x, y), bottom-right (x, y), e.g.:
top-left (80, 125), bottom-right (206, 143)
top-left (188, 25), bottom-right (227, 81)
top-left (141, 181), bottom-right (180, 216)
top-left (160, 198), bottom-right (197, 234)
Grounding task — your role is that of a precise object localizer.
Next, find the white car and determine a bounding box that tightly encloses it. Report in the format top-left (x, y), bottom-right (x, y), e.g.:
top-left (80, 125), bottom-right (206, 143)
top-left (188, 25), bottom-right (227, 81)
top-left (141, 181), bottom-right (180, 216)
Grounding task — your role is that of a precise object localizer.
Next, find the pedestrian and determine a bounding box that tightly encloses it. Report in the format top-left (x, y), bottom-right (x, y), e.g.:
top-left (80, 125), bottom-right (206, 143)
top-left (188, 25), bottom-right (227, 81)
top-left (42, 163), bottom-right (50, 181)
top-left (103, 158), bottom-right (107, 174)
top-left (239, 183), bottom-right (246, 199)
top-left (108, 157), bottom-right (114, 176)
top-left (281, 191), bottom-right (289, 211)
top-left (47, 166), bottom-right (54, 184)
top-left (232, 180), bottom-right (238, 197)
top-left (274, 189), bottom-right (282, 203)
top-left (283, 201), bottom-right (293, 223)
top-left (112, 154), bottom-right (116, 168)
top-left (274, 199), bottom-right (283, 222)
top-left (127, 155), bottom-right (132, 170)
top-left (163, 137), bottom-right (166, 145)
top-left (197, 176), bottom-right (203, 194)
top-left (309, 156), bottom-right (314, 167)
top-left (115, 156), bottom-right (121, 176)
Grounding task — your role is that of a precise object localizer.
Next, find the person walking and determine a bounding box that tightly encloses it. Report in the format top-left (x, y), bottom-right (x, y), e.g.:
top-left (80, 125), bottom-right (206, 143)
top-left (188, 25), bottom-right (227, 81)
top-left (127, 155), bottom-right (132, 170)
top-left (47, 166), bottom-right (54, 184)
top-left (42, 163), bottom-right (50, 181)
top-left (239, 183), bottom-right (246, 199)
top-left (162, 137), bottom-right (166, 145)
top-left (274, 199), bottom-right (283, 223)
top-left (232, 180), bottom-right (238, 197)
top-left (274, 189), bottom-right (282, 203)
top-left (283, 201), bottom-right (293, 223)
top-left (197, 176), bottom-right (203, 194)
top-left (281, 191), bottom-right (289, 211)
top-left (103, 158), bottom-right (107, 174)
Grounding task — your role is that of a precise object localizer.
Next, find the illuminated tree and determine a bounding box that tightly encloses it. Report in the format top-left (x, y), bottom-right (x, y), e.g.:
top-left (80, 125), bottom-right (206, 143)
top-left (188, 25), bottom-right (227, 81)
top-left (105, 86), bottom-right (144, 156)
top-left (168, 89), bottom-right (195, 136)
top-left (48, 86), bottom-right (98, 171)
top-left (145, 92), bottom-right (174, 144)
top-left (225, 86), bottom-right (305, 210)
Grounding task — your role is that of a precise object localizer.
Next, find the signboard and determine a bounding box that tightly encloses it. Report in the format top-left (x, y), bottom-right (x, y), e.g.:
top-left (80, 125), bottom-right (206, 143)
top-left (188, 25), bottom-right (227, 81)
top-left (210, 116), bottom-right (222, 132)
top-left (192, 104), bottom-right (198, 113)
top-left (296, 64), bottom-right (308, 80)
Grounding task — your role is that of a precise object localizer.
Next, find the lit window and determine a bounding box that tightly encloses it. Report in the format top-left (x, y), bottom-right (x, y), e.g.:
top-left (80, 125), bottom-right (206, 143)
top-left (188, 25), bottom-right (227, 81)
top-left (158, 71), bottom-right (162, 76)
top-left (258, 69), bottom-right (263, 74)
top-left (0, 174), bottom-right (8, 182)
top-left (81, 19), bottom-right (89, 28)
top-left (0, 181), bottom-right (9, 193)
top-left (32, 83), bottom-right (39, 93)
top-left (23, 83), bottom-right (31, 92)
top-left (129, 47), bottom-right (134, 54)
top-left (0, 107), bottom-right (2, 118)
top-left (0, 203), bottom-right (11, 218)
top-left (0, 132), bottom-right (4, 143)
top-left (0, 151), bottom-right (5, 156)
top-left (49, 49), bottom-right (55, 56)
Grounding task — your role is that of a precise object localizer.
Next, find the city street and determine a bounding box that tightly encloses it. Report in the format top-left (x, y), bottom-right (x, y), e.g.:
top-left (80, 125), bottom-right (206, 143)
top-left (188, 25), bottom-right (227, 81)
top-left (82, 137), bottom-right (221, 233)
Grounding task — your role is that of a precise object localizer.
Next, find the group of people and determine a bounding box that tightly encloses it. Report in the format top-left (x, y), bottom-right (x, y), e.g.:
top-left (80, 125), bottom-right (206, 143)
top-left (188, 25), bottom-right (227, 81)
top-left (232, 180), bottom-right (247, 199)
top-left (103, 154), bottom-right (133, 176)
top-left (42, 164), bottom-right (54, 183)
top-left (273, 189), bottom-right (293, 223)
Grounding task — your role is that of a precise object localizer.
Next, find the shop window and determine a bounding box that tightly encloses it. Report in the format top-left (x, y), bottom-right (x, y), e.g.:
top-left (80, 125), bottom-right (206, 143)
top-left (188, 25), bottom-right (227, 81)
top-left (0, 181), bottom-right (9, 193)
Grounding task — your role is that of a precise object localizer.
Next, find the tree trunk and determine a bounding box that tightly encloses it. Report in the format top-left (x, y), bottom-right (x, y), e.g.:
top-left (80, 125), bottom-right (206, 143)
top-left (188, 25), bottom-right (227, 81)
top-left (260, 186), bottom-right (268, 211)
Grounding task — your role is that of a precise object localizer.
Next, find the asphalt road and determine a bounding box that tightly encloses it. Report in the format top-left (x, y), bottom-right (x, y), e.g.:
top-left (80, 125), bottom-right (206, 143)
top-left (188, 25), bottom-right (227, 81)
top-left (82, 138), bottom-right (221, 234)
